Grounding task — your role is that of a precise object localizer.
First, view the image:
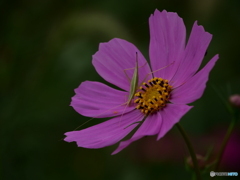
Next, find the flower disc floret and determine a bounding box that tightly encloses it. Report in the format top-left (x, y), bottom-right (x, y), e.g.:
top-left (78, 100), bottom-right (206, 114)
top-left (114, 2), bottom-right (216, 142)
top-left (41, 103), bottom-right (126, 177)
top-left (134, 77), bottom-right (172, 114)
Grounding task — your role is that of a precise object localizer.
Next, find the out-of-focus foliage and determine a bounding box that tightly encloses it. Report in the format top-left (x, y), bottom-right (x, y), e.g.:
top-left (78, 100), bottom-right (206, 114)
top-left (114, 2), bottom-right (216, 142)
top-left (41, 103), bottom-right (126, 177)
top-left (1, 0), bottom-right (240, 180)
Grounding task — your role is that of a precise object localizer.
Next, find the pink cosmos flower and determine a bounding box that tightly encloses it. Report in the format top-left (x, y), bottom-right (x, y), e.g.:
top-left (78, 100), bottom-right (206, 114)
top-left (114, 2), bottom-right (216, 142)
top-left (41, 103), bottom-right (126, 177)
top-left (64, 9), bottom-right (219, 155)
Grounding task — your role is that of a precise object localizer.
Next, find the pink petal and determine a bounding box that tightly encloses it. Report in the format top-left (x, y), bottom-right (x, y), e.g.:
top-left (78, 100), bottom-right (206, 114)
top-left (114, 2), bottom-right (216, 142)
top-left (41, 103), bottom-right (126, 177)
top-left (157, 104), bottom-right (193, 140)
top-left (170, 21), bottom-right (213, 87)
top-left (171, 54), bottom-right (219, 104)
top-left (112, 112), bottom-right (162, 155)
top-left (93, 38), bottom-right (152, 91)
top-left (71, 81), bottom-right (135, 118)
top-left (149, 9), bottom-right (186, 80)
top-left (64, 110), bottom-right (144, 148)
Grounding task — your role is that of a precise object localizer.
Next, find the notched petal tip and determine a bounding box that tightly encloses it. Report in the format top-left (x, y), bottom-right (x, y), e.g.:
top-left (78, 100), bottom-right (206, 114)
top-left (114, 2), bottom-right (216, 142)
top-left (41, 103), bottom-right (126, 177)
top-left (152, 9), bottom-right (176, 18)
top-left (193, 20), bottom-right (213, 37)
top-left (64, 132), bottom-right (76, 143)
top-left (153, 8), bottom-right (161, 15)
top-left (152, 9), bottom-right (180, 17)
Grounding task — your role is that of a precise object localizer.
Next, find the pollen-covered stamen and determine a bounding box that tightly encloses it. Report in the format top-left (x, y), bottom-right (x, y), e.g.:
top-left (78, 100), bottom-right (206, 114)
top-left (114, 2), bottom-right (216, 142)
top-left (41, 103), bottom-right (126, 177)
top-left (134, 78), bottom-right (172, 115)
top-left (139, 86), bottom-right (146, 92)
top-left (143, 82), bottom-right (149, 88)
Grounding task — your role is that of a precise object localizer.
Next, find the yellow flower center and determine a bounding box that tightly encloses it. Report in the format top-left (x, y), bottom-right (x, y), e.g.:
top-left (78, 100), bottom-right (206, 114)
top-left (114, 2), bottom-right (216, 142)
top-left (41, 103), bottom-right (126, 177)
top-left (134, 77), bottom-right (172, 114)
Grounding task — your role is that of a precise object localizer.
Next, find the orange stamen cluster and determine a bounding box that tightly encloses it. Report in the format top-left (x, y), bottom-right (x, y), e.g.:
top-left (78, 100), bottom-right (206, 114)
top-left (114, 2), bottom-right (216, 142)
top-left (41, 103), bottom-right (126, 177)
top-left (134, 77), bottom-right (172, 114)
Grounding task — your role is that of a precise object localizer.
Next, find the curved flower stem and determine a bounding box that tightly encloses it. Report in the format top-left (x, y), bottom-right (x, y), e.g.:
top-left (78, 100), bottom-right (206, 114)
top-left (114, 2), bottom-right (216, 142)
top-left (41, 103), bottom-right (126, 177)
top-left (214, 119), bottom-right (236, 172)
top-left (176, 123), bottom-right (201, 180)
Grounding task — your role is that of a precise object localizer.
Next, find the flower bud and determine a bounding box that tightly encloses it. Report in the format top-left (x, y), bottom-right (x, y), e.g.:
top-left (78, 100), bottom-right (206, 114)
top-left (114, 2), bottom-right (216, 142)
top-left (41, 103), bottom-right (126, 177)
top-left (229, 94), bottom-right (240, 108)
top-left (186, 154), bottom-right (205, 170)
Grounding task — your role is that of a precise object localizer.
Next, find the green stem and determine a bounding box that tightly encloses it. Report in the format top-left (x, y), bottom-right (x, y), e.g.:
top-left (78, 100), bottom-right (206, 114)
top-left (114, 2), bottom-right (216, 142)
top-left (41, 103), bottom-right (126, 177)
top-left (176, 123), bottom-right (201, 180)
top-left (214, 119), bottom-right (235, 172)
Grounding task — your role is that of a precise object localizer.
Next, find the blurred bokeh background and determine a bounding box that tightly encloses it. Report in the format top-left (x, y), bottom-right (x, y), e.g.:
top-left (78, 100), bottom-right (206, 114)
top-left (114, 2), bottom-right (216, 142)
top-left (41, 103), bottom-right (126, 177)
top-left (1, 0), bottom-right (240, 179)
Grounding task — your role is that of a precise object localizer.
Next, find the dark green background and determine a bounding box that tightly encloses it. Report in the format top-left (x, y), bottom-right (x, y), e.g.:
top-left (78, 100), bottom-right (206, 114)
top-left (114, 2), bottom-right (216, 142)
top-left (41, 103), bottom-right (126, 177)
top-left (1, 0), bottom-right (240, 179)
